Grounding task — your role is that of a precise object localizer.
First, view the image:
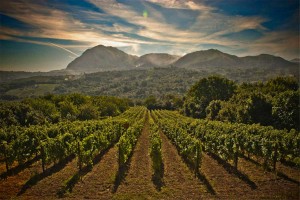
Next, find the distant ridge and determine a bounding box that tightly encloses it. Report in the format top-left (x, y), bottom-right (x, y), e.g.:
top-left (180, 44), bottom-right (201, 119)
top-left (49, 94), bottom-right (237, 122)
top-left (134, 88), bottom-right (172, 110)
top-left (66, 45), bottom-right (297, 73)
top-left (136, 53), bottom-right (180, 68)
top-left (1, 45), bottom-right (297, 82)
top-left (290, 58), bottom-right (300, 63)
top-left (173, 49), bottom-right (297, 70)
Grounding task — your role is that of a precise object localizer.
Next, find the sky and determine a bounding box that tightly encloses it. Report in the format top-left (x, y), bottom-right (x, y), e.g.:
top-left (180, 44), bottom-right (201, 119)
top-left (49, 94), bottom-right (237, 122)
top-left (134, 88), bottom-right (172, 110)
top-left (0, 0), bottom-right (299, 72)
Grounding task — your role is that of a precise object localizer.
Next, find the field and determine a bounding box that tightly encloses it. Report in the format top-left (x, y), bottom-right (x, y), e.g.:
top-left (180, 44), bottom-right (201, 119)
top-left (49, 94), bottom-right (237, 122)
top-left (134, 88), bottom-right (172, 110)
top-left (0, 107), bottom-right (299, 199)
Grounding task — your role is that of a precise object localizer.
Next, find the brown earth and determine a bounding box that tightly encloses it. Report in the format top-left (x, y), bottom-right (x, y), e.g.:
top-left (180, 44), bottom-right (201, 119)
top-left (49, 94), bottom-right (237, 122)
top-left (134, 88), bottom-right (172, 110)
top-left (157, 130), bottom-right (213, 200)
top-left (19, 158), bottom-right (78, 200)
top-left (0, 117), bottom-right (299, 199)
top-left (0, 159), bottom-right (43, 199)
top-left (66, 146), bottom-right (118, 199)
top-left (113, 115), bottom-right (158, 199)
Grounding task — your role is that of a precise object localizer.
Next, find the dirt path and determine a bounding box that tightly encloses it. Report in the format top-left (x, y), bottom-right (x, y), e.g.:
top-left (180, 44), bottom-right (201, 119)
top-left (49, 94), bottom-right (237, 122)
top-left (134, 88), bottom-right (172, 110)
top-left (158, 131), bottom-right (212, 199)
top-left (201, 153), bottom-right (254, 199)
top-left (0, 160), bottom-right (43, 199)
top-left (65, 146), bottom-right (118, 199)
top-left (19, 158), bottom-right (78, 200)
top-left (237, 157), bottom-right (300, 199)
top-left (114, 117), bottom-right (158, 199)
top-left (277, 162), bottom-right (300, 182)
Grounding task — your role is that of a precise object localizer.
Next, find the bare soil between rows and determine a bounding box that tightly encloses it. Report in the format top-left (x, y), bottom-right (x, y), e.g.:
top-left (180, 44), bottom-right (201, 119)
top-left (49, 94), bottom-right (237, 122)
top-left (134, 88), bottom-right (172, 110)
top-left (0, 117), bottom-right (299, 199)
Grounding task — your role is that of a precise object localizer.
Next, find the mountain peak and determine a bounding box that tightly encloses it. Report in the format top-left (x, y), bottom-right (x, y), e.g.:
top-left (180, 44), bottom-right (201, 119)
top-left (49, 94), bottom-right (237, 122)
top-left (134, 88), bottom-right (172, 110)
top-left (67, 45), bottom-right (138, 72)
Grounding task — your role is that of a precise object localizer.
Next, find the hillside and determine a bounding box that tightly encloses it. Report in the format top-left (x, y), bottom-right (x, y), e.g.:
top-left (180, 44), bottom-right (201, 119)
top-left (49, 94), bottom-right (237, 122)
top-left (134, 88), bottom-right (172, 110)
top-left (174, 49), bottom-right (298, 75)
top-left (66, 45), bottom-right (138, 72)
top-left (1, 45), bottom-right (298, 82)
top-left (66, 45), bottom-right (297, 74)
top-left (136, 53), bottom-right (180, 68)
top-left (1, 66), bottom-right (298, 100)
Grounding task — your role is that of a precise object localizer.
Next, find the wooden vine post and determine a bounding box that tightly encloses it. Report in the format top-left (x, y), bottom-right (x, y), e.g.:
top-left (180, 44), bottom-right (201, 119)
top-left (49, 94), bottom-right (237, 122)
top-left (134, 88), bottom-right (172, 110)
top-left (273, 143), bottom-right (278, 172)
top-left (41, 143), bottom-right (46, 172)
top-left (234, 143), bottom-right (239, 170)
top-left (194, 141), bottom-right (201, 177)
top-left (1, 142), bottom-right (9, 172)
top-left (77, 141), bottom-right (82, 171)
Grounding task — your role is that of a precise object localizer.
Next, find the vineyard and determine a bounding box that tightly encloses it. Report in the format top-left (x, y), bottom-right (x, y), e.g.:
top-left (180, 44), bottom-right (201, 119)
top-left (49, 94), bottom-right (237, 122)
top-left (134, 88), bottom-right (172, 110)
top-left (0, 107), bottom-right (299, 199)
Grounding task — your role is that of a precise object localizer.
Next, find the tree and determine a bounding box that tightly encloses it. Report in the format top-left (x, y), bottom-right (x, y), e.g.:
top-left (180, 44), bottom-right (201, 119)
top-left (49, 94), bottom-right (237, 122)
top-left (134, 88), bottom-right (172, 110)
top-left (218, 91), bottom-right (272, 125)
top-left (264, 76), bottom-right (298, 96)
top-left (78, 103), bottom-right (99, 120)
top-left (272, 90), bottom-right (299, 130)
top-left (24, 98), bottom-right (60, 123)
top-left (144, 95), bottom-right (159, 110)
top-left (59, 101), bottom-right (79, 121)
top-left (206, 100), bottom-right (223, 120)
top-left (184, 76), bottom-right (236, 118)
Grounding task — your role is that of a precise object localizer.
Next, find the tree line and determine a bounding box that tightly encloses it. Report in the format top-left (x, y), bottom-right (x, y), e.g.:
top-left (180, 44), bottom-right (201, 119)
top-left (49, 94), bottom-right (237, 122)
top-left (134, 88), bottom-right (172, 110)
top-left (144, 76), bottom-right (299, 131)
top-left (0, 94), bottom-right (132, 127)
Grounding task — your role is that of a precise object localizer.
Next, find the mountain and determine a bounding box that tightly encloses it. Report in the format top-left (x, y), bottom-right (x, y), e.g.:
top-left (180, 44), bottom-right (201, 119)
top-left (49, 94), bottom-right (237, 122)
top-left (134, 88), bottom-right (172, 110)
top-left (136, 53), bottom-right (180, 68)
top-left (66, 45), bottom-right (297, 74)
top-left (174, 49), bottom-right (239, 69)
top-left (174, 49), bottom-right (297, 70)
top-left (241, 54), bottom-right (297, 69)
top-left (66, 45), bottom-right (138, 72)
top-left (67, 45), bottom-right (179, 72)
top-left (290, 58), bottom-right (300, 63)
top-left (1, 45), bottom-right (298, 83)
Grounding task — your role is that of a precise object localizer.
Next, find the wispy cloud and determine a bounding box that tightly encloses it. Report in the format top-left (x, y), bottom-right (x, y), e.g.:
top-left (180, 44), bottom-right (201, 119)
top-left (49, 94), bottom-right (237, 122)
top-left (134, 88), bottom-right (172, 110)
top-left (0, 0), bottom-right (298, 60)
top-left (48, 43), bottom-right (79, 57)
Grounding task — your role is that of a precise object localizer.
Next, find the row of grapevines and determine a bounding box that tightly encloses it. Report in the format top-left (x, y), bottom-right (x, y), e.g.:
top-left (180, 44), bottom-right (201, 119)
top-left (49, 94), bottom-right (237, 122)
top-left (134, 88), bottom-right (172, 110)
top-left (117, 107), bottom-right (147, 170)
top-left (149, 112), bottom-right (163, 181)
top-left (43, 119), bottom-right (128, 171)
top-left (151, 110), bottom-right (201, 176)
top-left (114, 106), bottom-right (146, 124)
top-left (156, 110), bottom-right (300, 169)
top-left (0, 107), bottom-right (147, 173)
top-left (0, 119), bottom-right (129, 172)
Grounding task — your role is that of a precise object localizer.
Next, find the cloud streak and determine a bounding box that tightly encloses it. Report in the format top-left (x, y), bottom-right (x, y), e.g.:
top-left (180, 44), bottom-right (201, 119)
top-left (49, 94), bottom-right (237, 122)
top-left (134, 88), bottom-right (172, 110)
top-left (0, 0), bottom-right (298, 63)
top-left (48, 43), bottom-right (79, 57)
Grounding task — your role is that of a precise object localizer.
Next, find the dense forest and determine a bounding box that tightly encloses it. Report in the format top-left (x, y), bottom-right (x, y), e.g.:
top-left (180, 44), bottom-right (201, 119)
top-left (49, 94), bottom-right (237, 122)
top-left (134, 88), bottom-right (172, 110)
top-left (1, 75), bottom-right (298, 132)
top-left (0, 94), bottom-right (131, 127)
top-left (1, 67), bottom-right (299, 100)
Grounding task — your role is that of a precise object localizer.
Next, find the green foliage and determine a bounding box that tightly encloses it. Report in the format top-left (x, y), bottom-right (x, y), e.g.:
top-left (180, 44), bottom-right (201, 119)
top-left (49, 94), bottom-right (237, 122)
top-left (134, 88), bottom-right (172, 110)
top-left (149, 114), bottom-right (163, 181)
top-left (0, 107), bottom-right (141, 172)
top-left (78, 103), bottom-right (99, 120)
top-left (264, 76), bottom-right (298, 95)
top-left (184, 76), bottom-right (297, 130)
top-left (184, 76), bottom-right (236, 118)
top-left (272, 90), bottom-right (299, 130)
top-left (144, 95), bottom-right (158, 110)
top-left (156, 110), bottom-right (300, 169)
top-left (0, 94), bottom-right (131, 127)
top-left (59, 101), bottom-right (79, 121)
top-left (118, 107), bottom-right (146, 168)
top-left (152, 110), bottom-right (202, 175)
top-left (219, 92), bottom-right (273, 125)
top-left (205, 100), bottom-right (223, 120)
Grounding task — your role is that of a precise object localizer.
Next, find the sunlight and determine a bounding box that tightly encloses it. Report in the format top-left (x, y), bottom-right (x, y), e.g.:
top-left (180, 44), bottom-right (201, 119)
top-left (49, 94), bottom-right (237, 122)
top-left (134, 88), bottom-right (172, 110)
top-left (143, 10), bottom-right (148, 18)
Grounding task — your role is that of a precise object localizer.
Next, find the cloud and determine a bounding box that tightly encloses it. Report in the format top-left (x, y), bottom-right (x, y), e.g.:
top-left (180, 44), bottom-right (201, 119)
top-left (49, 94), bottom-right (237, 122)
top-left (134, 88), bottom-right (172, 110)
top-left (87, 0), bottom-right (270, 48)
top-left (0, 0), bottom-right (298, 59)
top-left (145, 0), bottom-right (213, 11)
top-left (48, 43), bottom-right (79, 57)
